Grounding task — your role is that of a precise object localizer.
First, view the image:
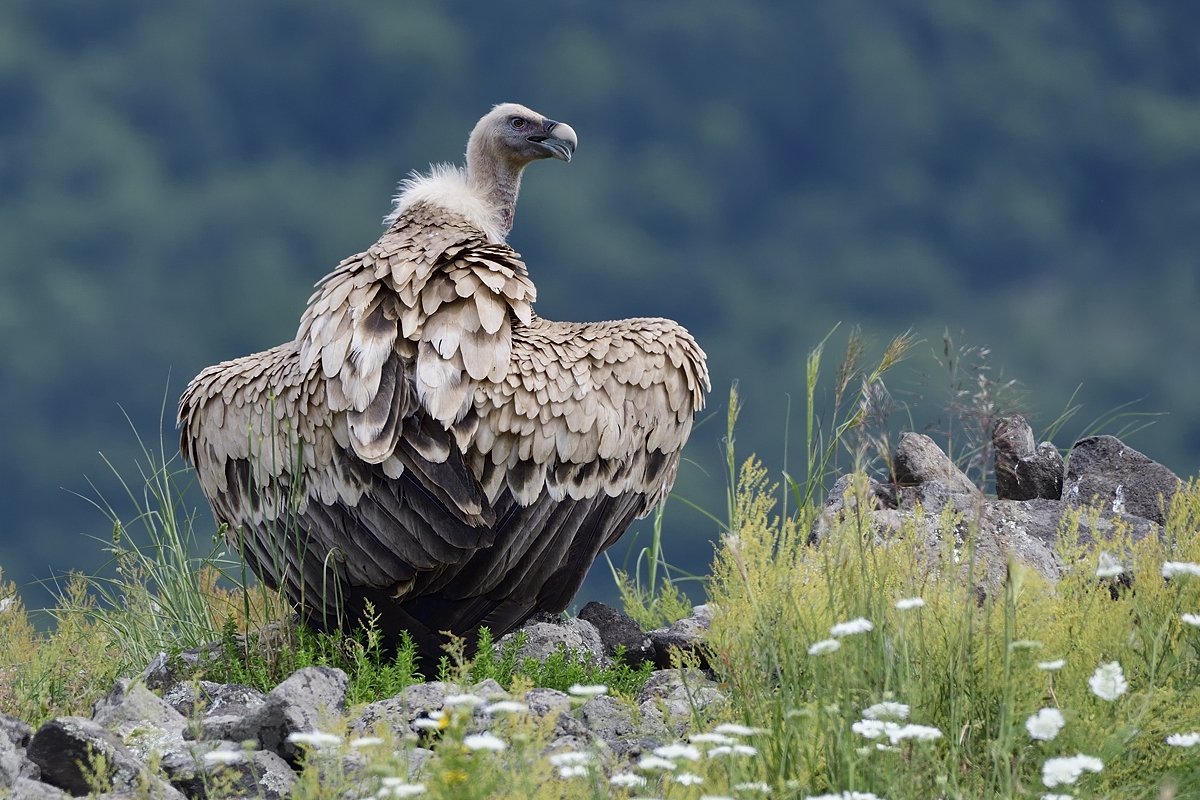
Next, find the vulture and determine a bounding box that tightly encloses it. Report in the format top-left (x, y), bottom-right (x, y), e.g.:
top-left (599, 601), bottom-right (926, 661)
top-left (179, 103), bottom-right (709, 657)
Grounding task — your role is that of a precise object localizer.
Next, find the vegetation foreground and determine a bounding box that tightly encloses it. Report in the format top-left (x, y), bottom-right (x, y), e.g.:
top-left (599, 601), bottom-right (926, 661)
top-left (2, 383), bottom-right (1200, 798)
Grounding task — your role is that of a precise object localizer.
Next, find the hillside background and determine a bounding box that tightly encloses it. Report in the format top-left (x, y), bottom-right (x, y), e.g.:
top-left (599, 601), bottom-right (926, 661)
top-left (3, 1), bottom-right (1199, 612)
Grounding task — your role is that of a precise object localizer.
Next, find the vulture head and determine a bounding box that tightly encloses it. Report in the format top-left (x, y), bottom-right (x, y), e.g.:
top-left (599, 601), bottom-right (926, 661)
top-left (467, 102), bottom-right (578, 171)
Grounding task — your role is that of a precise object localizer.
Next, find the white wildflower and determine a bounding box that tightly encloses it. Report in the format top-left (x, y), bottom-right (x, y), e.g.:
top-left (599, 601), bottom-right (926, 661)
top-left (610, 772), bottom-right (647, 788)
top-left (202, 749), bottom-right (244, 765)
top-left (830, 617), bottom-right (874, 637)
top-left (442, 693), bottom-right (485, 708)
top-left (637, 755), bottom-right (677, 771)
top-left (1166, 732), bottom-right (1200, 747)
top-left (558, 765), bottom-right (588, 778)
top-left (852, 719), bottom-right (896, 739)
top-left (707, 744), bottom-right (758, 757)
top-left (654, 743), bottom-right (701, 761)
top-left (1095, 551), bottom-right (1124, 578)
top-left (734, 782), bottom-right (773, 793)
top-left (483, 700), bottom-right (528, 714)
top-left (862, 702), bottom-right (909, 721)
top-left (886, 723), bottom-right (943, 743)
top-left (1088, 661), bottom-right (1128, 701)
top-left (690, 732), bottom-right (736, 745)
top-left (895, 596), bottom-right (925, 610)
top-left (1181, 613), bottom-right (1200, 628)
top-left (1162, 561), bottom-right (1200, 578)
top-left (0, 597), bottom-right (14, 614)
top-left (713, 722), bottom-right (764, 736)
top-left (1040, 795), bottom-right (1074, 800)
top-left (1009, 639), bottom-right (1043, 651)
top-left (1036, 659), bottom-right (1066, 671)
top-left (1025, 708), bottom-right (1065, 741)
top-left (808, 638), bottom-right (842, 656)
top-left (412, 716), bottom-right (443, 731)
top-left (1042, 754), bottom-right (1103, 787)
top-left (674, 772), bottom-right (704, 786)
top-left (700, 796), bottom-right (736, 800)
top-left (378, 779), bottom-right (427, 797)
top-left (286, 731), bottom-right (342, 748)
top-left (463, 732), bottom-right (506, 752)
top-left (548, 751), bottom-right (591, 767)
top-left (804, 793), bottom-right (881, 800)
top-left (349, 736), bottom-right (384, 748)
top-left (567, 683), bottom-right (608, 697)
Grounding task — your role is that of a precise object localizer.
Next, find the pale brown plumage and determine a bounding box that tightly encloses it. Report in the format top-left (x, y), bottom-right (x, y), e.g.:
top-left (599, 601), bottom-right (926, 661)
top-left (179, 104), bottom-right (709, 656)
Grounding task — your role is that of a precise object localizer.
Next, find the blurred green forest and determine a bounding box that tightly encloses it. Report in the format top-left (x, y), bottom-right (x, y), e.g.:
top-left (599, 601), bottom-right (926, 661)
top-left (3, 1), bottom-right (1200, 611)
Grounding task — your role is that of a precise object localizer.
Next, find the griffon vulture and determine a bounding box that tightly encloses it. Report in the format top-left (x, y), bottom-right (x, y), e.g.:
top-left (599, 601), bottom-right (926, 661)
top-left (179, 103), bottom-right (709, 657)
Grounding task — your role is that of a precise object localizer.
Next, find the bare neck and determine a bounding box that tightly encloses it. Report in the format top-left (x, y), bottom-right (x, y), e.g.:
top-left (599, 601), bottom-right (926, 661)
top-left (466, 141), bottom-right (525, 238)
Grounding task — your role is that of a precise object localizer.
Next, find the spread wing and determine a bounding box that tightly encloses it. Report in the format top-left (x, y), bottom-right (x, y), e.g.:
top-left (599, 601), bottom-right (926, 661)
top-left (180, 202), bottom-right (708, 652)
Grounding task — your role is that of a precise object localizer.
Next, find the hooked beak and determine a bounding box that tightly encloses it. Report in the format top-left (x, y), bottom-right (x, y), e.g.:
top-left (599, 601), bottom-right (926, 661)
top-left (528, 119), bottom-right (577, 163)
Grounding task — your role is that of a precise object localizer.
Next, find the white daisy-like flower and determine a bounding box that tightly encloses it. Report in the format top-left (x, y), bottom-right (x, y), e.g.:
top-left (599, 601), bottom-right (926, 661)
top-left (1025, 708), bottom-right (1065, 741)
top-left (886, 723), bottom-right (943, 743)
top-left (852, 719), bottom-right (895, 739)
top-left (349, 736), bottom-right (384, 749)
top-left (675, 772), bottom-right (704, 786)
top-left (286, 731), bottom-right (342, 748)
top-left (808, 638), bottom-right (842, 656)
top-left (412, 717), bottom-right (443, 731)
top-left (1042, 754), bottom-right (1102, 787)
top-left (654, 743), bottom-right (701, 761)
top-left (690, 732), bottom-right (736, 745)
top-left (894, 596), bottom-right (925, 610)
top-left (862, 702), bottom-right (910, 721)
top-left (1009, 639), bottom-right (1042, 651)
top-left (202, 749), bottom-right (244, 765)
top-left (1166, 732), bottom-right (1200, 747)
top-left (610, 772), bottom-right (647, 788)
top-left (378, 779), bottom-right (427, 797)
top-left (443, 693), bottom-right (485, 708)
top-left (830, 617), bottom-right (874, 637)
top-left (463, 732), bottom-right (507, 752)
top-left (707, 744), bottom-right (759, 757)
top-left (1095, 551), bottom-right (1124, 578)
top-left (1040, 795), bottom-right (1074, 800)
top-left (0, 597), bottom-right (14, 614)
top-left (1181, 613), bottom-right (1200, 628)
top-left (734, 782), bottom-right (773, 793)
top-left (1088, 661), bottom-right (1128, 701)
top-left (548, 751), bottom-right (591, 767)
top-left (567, 683), bottom-right (608, 697)
top-left (483, 700), bottom-right (528, 714)
top-left (637, 755), bottom-right (678, 771)
top-left (1162, 561), bottom-right (1200, 578)
top-left (558, 765), bottom-right (588, 779)
top-left (804, 793), bottom-right (881, 800)
top-left (713, 722), bottom-right (764, 736)
top-left (1036, 659), bottom-right (1066, 671)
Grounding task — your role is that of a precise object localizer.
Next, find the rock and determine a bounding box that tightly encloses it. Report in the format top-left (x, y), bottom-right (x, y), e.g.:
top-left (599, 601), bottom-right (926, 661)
top-left (637, 669), bottom-right (727, 736)
top-left (0, 727), bottom-right (26, 789)
top-left (1, 714), bottom-right (32, 749)
top-left (524, 688), bottom-right (572, 721)
top-left (577, 602), bottom-right (655, 667)
top-left (648, 605), bottom-right (714, 669)
top-left (168, 681), bottom-right (268, 742)
top-left (225, 666), bottom-right (348, 765)
top-left (164, 743), bottom-right (295, 800)
top-left (1066, 435), bottom-right (1181, 524)
top-left (499, 617), bottom-right (606, 665)
top-left (9, 777), bottom-right (71, 799)
top-left (993, 415), bottom-right (1064, 501)
top-left (892, 432), bottom-right (979, 499)
top-left (468, 679), bottom-right (509, 701)
top-left (26, 717), bottom-right (182, 798)
top-left (555, 695), bottom-right (657, 758)
top-left (351, 681), bottom-right (448, 737)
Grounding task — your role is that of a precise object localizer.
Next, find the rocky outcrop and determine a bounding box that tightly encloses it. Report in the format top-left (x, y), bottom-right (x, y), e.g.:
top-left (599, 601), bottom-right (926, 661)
top-left (816, 417), bottom-right (1179, 597)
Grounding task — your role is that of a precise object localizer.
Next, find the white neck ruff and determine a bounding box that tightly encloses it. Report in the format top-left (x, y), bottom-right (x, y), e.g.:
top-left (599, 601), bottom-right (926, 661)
top-left (383, 164), bottom-right (507, 243)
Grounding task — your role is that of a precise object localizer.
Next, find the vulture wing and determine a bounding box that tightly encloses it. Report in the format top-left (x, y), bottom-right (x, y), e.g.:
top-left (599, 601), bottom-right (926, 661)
top-left (180, 193), bottom-right (708, 655)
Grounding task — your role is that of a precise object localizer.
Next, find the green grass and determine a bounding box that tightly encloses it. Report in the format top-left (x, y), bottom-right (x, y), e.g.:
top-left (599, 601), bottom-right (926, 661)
top-left (2, 332), bottom-right (1199, 797)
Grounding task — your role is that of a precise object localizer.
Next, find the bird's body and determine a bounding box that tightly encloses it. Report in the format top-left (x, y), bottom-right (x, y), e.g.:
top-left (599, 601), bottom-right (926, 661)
top-left (179, 105), bottom-right (708, 656)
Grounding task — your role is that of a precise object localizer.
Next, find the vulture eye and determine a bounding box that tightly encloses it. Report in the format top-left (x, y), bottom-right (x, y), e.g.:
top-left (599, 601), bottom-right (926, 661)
top-left (509, 117), bottom-right (527, 129)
